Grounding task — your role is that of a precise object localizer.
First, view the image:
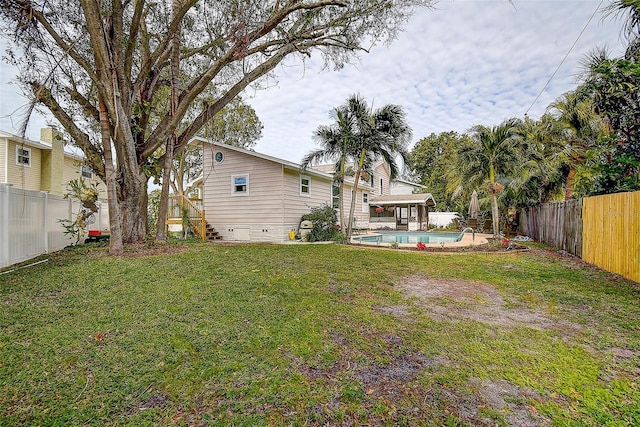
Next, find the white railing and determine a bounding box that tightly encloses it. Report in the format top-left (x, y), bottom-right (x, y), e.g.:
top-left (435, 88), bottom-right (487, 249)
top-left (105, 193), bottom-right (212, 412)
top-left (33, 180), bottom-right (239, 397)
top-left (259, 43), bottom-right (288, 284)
top-left (1, 184), bottom-right (109, 268)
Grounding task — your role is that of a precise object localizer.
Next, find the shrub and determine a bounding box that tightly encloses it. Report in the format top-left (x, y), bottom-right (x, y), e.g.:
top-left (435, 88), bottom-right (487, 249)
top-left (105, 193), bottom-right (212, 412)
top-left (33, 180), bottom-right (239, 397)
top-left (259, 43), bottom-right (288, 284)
top-left (301, 204), bottom-right (340, 242)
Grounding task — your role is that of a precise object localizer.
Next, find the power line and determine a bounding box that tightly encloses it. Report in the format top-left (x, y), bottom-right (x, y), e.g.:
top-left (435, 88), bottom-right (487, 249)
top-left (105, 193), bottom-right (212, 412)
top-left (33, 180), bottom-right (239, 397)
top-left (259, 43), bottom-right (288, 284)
top-left (524, 0), bottom-right (604, 116)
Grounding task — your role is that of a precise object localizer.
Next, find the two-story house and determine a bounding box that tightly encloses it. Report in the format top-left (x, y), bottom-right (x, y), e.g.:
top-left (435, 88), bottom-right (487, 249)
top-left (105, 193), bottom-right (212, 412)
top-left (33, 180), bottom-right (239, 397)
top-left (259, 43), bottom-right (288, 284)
top-left (0, 127), bottom-right (105, 198)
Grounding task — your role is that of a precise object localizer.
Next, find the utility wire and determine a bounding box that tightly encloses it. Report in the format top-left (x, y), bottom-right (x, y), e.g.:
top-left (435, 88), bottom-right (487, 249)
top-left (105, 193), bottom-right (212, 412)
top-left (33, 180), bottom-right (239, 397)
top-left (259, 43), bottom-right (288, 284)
top-left (524, 0), bottom-right (604, 116)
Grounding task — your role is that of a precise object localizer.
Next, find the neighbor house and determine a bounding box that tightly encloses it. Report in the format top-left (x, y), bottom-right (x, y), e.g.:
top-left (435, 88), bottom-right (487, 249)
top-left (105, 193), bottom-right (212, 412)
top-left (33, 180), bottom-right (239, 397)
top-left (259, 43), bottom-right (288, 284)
top-left (184, 138), bottom-right (435, 242)
top-left (0, 127), bottom-right (106, 199)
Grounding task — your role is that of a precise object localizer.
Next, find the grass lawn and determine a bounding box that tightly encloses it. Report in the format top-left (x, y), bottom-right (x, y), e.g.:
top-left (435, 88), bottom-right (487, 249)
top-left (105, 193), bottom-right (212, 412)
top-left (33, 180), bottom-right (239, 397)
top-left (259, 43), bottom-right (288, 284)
top-left (1, 241), bottom-right (638, 426)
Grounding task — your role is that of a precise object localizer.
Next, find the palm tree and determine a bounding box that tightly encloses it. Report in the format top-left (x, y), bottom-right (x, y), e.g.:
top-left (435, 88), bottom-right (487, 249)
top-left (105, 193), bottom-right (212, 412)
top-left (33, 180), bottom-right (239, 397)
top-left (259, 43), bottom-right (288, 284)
top-left (343, 95), bottom-right (411, 239)
top-left (301, 104), bottom-right (357, 234)
top-left (603, 0), bottom-right (640, 60)
top-left (302, 94), bottom-right (411, 239)
top-left (548, 90), bottom-right (604, 200)
top-left (508, 114), bottom-right (564, 207)
top-left (459, 118), bottom-right (523, 237)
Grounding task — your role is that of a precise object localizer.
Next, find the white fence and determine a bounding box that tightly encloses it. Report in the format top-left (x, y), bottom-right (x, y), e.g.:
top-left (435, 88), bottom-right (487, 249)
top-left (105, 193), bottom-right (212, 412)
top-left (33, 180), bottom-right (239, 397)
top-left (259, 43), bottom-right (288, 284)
top-left (0, 184), bottom-right (109, 268)
top-left (428, 212), bottom-right (460, 228)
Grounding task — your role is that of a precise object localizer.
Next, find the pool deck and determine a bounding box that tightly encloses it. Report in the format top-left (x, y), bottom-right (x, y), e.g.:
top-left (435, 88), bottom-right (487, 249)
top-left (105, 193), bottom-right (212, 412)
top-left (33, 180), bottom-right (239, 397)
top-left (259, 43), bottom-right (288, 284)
top-left (351, 231), bottom-right (492, 249)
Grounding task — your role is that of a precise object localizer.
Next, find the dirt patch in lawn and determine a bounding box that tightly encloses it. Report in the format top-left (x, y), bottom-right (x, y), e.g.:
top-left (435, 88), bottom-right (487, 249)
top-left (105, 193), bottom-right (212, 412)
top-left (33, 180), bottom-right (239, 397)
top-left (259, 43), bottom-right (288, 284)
top-left (429, 378), bottom-right (551, 427)
top-left (116, 241), bottom-right (192, 258)
top-left (396, 275), bottom-right (583, 337)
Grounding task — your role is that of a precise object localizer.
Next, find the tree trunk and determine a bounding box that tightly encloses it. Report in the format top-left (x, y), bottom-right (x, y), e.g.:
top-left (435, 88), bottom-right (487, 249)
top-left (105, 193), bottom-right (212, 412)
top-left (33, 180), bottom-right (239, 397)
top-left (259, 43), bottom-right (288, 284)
top-left (155, 137), bottom-right (174, 242)
top-left (99, 98), bottom-right (124, 254)
top-left (337, 152), bottom-right (347, 235)
top-left (490, 191), bottom-right (500, 238)
top-left (338, 180), bottom-right (346, 235)
top-left (564, 168), bottom-right (576, 201)
top-left (120, 179), bottom-right (149, 243)
top-left (156, 0), bottom-right (182, 242)
top-left (346, 149), bottom-right (366, 239)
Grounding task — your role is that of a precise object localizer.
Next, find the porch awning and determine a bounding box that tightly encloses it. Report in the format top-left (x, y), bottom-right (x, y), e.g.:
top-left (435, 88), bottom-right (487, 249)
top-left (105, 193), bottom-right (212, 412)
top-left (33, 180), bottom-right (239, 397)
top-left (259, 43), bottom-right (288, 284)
top-left (370, 193), bottom-right (436, 208)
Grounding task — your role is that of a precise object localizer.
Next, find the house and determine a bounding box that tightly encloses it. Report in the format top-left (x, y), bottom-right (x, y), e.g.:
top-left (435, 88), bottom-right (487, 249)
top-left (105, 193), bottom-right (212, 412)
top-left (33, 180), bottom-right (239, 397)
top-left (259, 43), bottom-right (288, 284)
top-left (187, 138), bottom-right (435, 242)
top-left (391, 178), bottom-right (427, 195)
top-left (194, 138), bottom-right (341, 241)
top-left (0, 127), bottom-right (106, 199)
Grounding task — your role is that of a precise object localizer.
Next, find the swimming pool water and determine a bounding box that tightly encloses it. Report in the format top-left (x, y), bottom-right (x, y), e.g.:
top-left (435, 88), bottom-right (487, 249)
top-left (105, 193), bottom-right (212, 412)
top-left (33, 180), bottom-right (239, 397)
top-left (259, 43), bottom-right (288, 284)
top-left (355, 231), bottom-right (463, 244)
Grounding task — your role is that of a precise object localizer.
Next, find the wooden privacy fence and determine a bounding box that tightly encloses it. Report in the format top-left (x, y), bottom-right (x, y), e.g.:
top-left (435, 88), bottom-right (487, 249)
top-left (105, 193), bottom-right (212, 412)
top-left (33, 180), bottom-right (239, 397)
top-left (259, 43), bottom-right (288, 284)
top-left (519, 199), bottom-right (583, 257)
top-left (582, 192), bottom-right (640, 283)
top-left (519, 191), bottom-right (640, 283)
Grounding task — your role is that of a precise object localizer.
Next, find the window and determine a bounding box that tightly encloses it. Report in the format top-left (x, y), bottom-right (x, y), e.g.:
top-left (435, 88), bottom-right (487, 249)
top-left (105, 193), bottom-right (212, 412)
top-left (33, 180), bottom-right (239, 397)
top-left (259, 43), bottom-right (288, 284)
top-left (16, 146), bottom-right (31, 167)
top-left (362, 193), bottom-right (369, 213)
top-left (81, 165), bottom-right (93, 179)
top-left (232, 174), bottom-right (249, 195)
top-left (332, 182), bottom-right (340, 209)
top-left (300, 175), bottom-right (310, 196)
top-left (379, 178), bottom-right (384, 195)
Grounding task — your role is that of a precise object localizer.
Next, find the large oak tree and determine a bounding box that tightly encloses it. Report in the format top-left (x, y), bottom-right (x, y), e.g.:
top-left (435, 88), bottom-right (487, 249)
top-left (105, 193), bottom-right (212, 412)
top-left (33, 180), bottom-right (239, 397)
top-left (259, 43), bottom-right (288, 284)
top-left (0, 0), bottom-right (432, 253)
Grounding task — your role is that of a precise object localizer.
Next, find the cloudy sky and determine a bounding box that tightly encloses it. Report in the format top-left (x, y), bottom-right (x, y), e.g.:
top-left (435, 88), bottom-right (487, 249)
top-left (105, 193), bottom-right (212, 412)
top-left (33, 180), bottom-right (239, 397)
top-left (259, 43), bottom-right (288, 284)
top-left (0, 0), bottom-right (629, 164)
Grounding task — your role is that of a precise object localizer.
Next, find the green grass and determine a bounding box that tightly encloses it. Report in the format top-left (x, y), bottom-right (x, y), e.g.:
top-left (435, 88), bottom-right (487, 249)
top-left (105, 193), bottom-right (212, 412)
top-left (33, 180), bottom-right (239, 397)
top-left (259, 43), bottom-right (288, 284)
top-left (1, 242), bottom-right (638, 426)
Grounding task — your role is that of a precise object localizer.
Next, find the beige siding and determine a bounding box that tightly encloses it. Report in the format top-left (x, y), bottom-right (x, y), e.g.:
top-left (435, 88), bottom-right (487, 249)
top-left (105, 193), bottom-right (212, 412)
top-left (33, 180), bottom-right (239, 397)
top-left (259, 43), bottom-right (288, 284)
top-left (282, 169), bottom-right (332, 224)
top-left (372, 162), bottom-right (391, 196)
top-left (309, 164), bottom-right (336, 174)
top-left (6, 140), bottom-right (42, 191)
top-left (202, 144), bottom-right (286, 225)
top-left (0, 139), bottom-right (6, 182)
top-left (61, 156), bottom-right (106, 199)
top-left (338, 184), bottom-right (369, 228)
top-left (200, 142), bottom-right (383, 239)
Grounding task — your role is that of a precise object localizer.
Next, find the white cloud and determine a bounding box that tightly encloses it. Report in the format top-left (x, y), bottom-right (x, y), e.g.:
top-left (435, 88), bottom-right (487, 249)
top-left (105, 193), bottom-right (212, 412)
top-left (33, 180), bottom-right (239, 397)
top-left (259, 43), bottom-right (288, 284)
top-left (0, 0), bottom-right (628, 163)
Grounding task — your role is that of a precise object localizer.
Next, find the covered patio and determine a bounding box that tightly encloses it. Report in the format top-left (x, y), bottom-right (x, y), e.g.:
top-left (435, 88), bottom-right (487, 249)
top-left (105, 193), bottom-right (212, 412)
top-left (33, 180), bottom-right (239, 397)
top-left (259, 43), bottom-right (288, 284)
top-left (369, 193), bottom-right (436, 231)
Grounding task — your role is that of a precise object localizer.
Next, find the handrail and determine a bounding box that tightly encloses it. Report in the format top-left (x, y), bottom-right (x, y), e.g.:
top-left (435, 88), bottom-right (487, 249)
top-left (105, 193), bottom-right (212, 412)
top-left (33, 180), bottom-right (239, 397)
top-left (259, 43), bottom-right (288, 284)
top-left (167, 194), bottom-right (206, 241)
top-left (460, 227), bottom-right (475, 242)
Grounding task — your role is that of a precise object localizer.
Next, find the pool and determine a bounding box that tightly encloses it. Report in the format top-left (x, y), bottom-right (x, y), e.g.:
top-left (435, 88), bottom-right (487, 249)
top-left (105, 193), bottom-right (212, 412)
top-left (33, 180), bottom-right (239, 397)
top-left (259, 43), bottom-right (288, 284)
top-left (354, 231), bottom-right (463, 244)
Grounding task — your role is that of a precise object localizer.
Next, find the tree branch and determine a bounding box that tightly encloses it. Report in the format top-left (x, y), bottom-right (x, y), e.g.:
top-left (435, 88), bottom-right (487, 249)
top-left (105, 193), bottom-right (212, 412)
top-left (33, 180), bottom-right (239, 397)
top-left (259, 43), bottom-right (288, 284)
top-left (30, 82), bottom-right (106, 180)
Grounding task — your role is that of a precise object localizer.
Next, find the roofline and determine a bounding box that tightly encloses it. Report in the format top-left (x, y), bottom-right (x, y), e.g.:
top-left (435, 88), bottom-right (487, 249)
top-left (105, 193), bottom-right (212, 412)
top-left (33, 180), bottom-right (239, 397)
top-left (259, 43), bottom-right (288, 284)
top-left (393, 178), bottom-right (427, 188)
top-left (191, 137), bottom-right (335, 181)
top-left (0, 130), bottom-right (52, 150)
top-left (370, 193), bottom-right (437, 207)
top-left (0, 130), bottom-right (88, 162)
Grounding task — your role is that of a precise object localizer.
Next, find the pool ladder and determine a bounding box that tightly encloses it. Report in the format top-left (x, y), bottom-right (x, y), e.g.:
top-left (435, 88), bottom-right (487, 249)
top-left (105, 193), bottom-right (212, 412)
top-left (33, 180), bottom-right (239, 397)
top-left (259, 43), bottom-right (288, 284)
top-left (460, 227), bottom-right (475, 242)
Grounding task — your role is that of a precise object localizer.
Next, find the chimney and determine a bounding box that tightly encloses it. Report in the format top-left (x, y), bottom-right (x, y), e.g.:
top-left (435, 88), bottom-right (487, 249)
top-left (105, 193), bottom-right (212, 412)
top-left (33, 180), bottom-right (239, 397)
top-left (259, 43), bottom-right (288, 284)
top-left (40, 126), bottom-right (64, 196)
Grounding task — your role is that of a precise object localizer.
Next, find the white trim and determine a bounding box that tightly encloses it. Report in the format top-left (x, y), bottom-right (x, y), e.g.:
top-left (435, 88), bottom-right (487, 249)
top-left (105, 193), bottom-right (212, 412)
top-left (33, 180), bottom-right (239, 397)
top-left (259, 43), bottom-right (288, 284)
top-left (300, 175), bottom-right (311, 197)
top-left (370, 194), bottom-right (437, 206)
top-left (332, 181), bottom-right (340, 209)
top-left (193, 137), bottom-right (334, 180)
top-left (362, 192), bottom-right (369, 213)
top-left (392, 178), bottom-right (427, 189)
top-left (231, 173), bottom-right (249, 196)
top-left (0, 130), bottom-right (52, 150)
top-left (16, 146), bottom-right (31, 167)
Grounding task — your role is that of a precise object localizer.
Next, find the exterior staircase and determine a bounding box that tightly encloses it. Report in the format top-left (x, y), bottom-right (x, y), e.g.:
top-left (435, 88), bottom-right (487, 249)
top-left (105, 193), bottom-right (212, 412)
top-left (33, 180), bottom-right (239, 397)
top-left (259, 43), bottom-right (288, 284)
top-left (203, 222), bottom-right (222, 241)
top-left (167, 194), bottom-right (222, 241)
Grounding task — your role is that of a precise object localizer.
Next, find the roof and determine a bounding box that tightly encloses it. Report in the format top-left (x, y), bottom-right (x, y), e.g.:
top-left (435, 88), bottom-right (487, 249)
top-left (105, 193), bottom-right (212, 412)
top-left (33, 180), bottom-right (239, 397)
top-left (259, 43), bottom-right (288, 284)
top-left (0, 130), bottom-right (53, 150)
top-left (0, 130), bottom-right (87, 162)
top-left (392, 178), bottom-right (427, 189)
top-left (191, 137), bottom-right (335, 181)
top-left (370, 193), bottom-right (437, 207)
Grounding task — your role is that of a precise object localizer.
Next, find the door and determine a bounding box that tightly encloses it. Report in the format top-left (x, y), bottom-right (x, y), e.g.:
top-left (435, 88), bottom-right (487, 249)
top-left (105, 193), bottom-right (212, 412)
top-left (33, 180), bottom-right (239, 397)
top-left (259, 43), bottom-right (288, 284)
top-left (396, 207), bottom-right (408, 230)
